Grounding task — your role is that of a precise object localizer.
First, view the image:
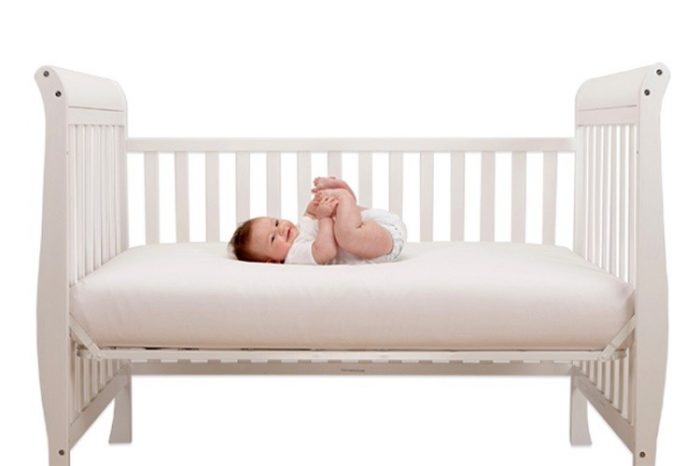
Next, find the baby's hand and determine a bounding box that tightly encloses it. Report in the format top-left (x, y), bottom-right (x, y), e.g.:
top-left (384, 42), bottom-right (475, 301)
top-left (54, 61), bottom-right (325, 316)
top-left (315, 195), bottom-right (338, 218)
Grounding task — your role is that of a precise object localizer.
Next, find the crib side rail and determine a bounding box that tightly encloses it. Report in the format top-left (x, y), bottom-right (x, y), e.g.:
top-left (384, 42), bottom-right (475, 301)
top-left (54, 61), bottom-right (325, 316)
top-left (574, 63), bottom-right (669, 463)
top-left (126, 137), bottom-right (575, 246)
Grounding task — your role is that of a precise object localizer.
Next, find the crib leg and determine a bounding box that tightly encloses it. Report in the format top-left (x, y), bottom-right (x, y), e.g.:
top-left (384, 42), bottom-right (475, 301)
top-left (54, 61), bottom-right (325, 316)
top-left (569, 374), bottom-right (592, 446)
top-left (109, 365), bottom-right (132, 444)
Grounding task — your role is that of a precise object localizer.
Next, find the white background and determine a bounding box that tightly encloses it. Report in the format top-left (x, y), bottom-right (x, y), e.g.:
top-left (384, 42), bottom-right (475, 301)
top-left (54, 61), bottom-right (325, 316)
top-left (1, 1), bottom-right (698, 465)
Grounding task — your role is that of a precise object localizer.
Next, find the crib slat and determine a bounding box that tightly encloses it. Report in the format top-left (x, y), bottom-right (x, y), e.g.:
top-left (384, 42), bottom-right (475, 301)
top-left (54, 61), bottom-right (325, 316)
top-left (586, 127), bottom-right (594, 261)
top-left (604, 360), bottom-right (612, 400)
top-left (511, 151), bottom-right (526, 242)
top-left (266, 151), bottom-right (281, 219)
top-left (420, 152), bottom-right (434, 241)
top-left (542, 151), bottom-right (557, 245)
top-left (619, 126), bottom-right (628, 281)
top-left (144, 151), bottom-right (160, 244)
top-left (609, 126), bottom-right (618, 277)
top-left (108, 126), bottom-right (117, 259)
top-left (78, 126), bottom-right (87, 278)
top-left (85, 127), bottom-right (95, 274)
top-left (593, 126), bottom-right (602, 266)
top-left (118, 126), bottom-right (129, 252)
top-left (236, 152), bottom-right (250, 225)
top-left (628, 126), bottom-right (637, 286)
top-left (97, 127), bottom-right (107, 265)
top-left (612, 358), bottom-right (621, 410)
top-left (297, 152), bottom-right (311, 216)
top-left (68, 126), bottom-right (77, 284)
top-left (205, 152), bottom-right (220, 242)
top-left (450, 152), bottom-right (465, 241)
top-left (175, 151), bottom-right (190, 242)
top-left (112, 126), bottom-right (121, 256)
top-left (621, 350), bottom-right (630, 419)
top-left (573, 127), bottom-right (586, 255)
top-left (480, 151), bottom-right (495, 241)
top-left (328, 151), bottom-right (342, 178)
top-left (358, 151), bottom-right (373, 207)
top-left (101, 126), bottom-right (110, 263)
top-left (389, 152), bottom-right (403, 217)
top-left (601, 126), bottom-right (610, 271)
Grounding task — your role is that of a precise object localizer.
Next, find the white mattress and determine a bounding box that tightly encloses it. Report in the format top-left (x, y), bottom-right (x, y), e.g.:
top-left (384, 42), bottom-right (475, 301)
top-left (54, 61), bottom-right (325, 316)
top-left (70, 242), bottom-right (634, 350)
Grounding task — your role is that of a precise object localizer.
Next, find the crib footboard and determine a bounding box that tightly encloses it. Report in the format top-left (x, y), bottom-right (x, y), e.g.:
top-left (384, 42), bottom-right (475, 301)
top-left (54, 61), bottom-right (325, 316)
top-left (573, 63), bottom-right (670, 465)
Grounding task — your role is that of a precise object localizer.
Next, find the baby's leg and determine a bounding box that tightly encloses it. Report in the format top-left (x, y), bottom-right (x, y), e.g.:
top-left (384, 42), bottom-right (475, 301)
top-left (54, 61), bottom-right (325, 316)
top-left (318, 189), bottom-right (392, 259)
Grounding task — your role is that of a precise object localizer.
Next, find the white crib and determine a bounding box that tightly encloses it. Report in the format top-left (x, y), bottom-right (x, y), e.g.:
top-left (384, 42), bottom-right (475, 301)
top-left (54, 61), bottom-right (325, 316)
top-left (35, 64), bottom-right (669, 465)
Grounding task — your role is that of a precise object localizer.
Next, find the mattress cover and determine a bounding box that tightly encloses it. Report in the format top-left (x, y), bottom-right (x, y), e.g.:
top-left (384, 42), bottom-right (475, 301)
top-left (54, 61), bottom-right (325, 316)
top-left (70, 241), bottom-right (635, 350)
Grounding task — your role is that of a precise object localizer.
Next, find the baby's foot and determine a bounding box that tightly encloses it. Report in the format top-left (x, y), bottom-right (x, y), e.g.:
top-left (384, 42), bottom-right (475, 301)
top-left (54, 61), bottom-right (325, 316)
top-left (313, 188), bottom-right (350, 200)
top-left (312, 176), bottom-right (346, 192)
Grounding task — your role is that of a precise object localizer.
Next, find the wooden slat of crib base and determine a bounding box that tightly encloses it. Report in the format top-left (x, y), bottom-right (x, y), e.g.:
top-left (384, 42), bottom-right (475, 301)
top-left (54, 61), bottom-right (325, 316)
top-left (389, 152), bottom-right (403, 218)
top-left (297, 152), bottom-right (311, 216)
top-left (420, 152), bottom-right (434, 241)
top-left (127, 137), bottom-right (576, 153)
top-left (144, 151), bottom-right (160, 244)
top-left (511, 151), bottom-right (526, 243)
top-left (480, 152), bottom-right (495, 241)
top-left (450, 152), bottom-right (465, 241)
top-left (266, 151), bottom-right (281, 219)
top-left (205, 152), bottom-right (220, 242)
top-left (358, 151), bottom-right (373, 207)
top-left (542, 151), bottom-right (558, 245)
top-left (235, 152), bottom-right (250, 225)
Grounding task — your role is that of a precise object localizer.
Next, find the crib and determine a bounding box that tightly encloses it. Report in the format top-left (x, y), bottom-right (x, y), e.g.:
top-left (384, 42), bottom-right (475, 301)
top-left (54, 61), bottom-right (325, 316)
top-left (35, 63), bottom-right (669, 465)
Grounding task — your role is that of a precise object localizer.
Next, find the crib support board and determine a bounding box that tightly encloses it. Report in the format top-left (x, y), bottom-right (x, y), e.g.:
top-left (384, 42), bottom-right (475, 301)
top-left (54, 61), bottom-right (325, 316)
top-left (77, 347), bottom-right (626, 364)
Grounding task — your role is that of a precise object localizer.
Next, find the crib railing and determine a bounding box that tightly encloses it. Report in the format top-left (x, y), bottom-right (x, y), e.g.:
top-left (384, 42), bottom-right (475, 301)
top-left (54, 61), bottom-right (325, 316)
top-left (125, 138), bottom-right (575, 247)
top-left (575, 123), bottom-right (638, 286)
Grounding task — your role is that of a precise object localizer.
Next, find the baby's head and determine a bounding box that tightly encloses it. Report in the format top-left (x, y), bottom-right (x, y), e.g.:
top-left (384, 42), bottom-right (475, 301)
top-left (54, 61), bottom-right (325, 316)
top-left (228, 217), bottom-right (298, 263)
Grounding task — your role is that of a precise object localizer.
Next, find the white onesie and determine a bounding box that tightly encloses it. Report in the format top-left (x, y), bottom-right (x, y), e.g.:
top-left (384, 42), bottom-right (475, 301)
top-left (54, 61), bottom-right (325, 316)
top-left (284, 208), bottom-right (407, 265)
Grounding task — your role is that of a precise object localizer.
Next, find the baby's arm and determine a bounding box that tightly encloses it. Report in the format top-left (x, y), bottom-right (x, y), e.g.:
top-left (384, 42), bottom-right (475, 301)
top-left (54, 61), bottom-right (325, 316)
top-left (311, 196), bottom-right (339, 264)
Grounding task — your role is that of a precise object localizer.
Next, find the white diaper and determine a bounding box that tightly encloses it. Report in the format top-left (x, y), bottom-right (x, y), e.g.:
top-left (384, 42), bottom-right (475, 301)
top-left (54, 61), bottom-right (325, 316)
top-left (357, 208), bottom-right (408, 263)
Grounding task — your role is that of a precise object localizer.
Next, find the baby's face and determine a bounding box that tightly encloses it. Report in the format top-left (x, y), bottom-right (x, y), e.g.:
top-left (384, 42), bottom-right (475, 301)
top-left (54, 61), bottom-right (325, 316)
top-left (249, 217), bottom-right (299, 263)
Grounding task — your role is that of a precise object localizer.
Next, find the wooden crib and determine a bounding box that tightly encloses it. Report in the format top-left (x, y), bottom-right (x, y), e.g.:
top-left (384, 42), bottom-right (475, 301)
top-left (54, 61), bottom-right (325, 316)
top-left (35, 63), bottom-right (669, 465)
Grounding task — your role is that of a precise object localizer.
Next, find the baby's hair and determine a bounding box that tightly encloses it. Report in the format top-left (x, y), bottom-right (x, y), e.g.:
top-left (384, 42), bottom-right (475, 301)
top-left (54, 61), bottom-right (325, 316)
top-left (228, 218), bottom-right (261, 262)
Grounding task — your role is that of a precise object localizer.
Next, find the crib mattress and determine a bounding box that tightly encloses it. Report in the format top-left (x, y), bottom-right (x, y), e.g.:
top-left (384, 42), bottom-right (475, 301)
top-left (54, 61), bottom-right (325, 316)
top-left (70, 241), bottom-right (634, 351)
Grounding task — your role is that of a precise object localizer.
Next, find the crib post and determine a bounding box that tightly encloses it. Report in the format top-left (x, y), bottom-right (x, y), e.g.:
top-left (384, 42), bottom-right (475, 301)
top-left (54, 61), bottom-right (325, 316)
top-left (109, 364), bottom-right (133, 443)
top-left (569, 370), bottom-right (592, 446)
top-left (35, 67), bottom-right (72, 466)
top-left (629, 65), bottom-right (670, 466)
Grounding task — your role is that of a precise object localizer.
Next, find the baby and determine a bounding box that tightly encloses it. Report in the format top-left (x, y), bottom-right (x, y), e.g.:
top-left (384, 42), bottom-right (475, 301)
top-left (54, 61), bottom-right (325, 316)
top-left (228, 176), bottom-right (407, 265)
